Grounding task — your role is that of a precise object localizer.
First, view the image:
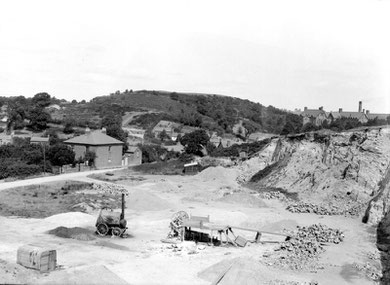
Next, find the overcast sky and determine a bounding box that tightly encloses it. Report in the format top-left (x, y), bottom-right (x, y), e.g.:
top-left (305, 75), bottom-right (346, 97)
top-left (1, 0), bottom-right (389, 113)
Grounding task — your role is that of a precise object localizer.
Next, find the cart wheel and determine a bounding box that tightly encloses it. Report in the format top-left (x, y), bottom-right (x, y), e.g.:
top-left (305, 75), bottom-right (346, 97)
top-left (112, 227), bottom-right (122, 237)
top-left (171, 211), bottom-right (189, 226)
top-left (96, 223), bottom-right (109, 236)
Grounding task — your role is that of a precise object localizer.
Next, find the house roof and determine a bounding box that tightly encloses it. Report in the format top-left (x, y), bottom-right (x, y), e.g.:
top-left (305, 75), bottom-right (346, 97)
top-left (330, 112), bottom-right (368, 120)
top-left (64, 131), bottom-right (124, 146)
top-left (367, 113), bottom-right (390, 121)
top-left (184, 162), bottom-right (198, 167)
top-left (30, 137), bottom-right (49, 143)
top-left (302, 109), bottom-right (327, 117)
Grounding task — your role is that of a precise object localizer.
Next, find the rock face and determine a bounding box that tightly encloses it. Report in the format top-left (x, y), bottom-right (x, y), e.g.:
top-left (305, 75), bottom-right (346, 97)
top-left (246, 128), bottom-right (390, 222)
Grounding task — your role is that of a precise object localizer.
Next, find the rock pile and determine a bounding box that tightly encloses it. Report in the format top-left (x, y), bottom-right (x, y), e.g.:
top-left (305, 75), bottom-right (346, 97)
top-left (92, 183), bottom-right (129, 195)
top-left (267, 224), bottom-right (344, 270)
top-left (286, 201), bottom-right (365, 216)
top-left (286, 202), bottom-right (341, 215)
top-left (352, 262), bottom-right (381, 281)
top-left (259, 191), bottom-right (295, 203)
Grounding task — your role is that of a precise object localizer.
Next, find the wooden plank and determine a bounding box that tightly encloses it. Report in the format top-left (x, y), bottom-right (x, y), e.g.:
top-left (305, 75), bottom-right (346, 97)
top-left (229, 226), bottom-right (290, 237)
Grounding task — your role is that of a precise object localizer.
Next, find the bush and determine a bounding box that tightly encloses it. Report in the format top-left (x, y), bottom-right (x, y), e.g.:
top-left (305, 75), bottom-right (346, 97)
top-left (0, 161), bottom-right (42, 179)
top-left (139, 144), bottom-right (180, 163)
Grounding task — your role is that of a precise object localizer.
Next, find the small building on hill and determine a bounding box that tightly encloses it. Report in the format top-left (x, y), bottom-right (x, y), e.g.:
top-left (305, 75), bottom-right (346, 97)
top-left (329, 108), bottom-right (369, 124)
top-left (366, 111), bottom-right (390, 122)
top-left (183, 162), bottom-right (200, 174)
top-left (123, 146), bottom-right (142, 166)
top-left (30, 137), bottom-right (49, 145)
top-left (152, 120), bottom-right (180, 138)
top-left (301, 107), bottom-right (330, 126)
top-left (232, 120), bottom-right (247, 137)
top-left (64, 129), bottom-right (124, 169)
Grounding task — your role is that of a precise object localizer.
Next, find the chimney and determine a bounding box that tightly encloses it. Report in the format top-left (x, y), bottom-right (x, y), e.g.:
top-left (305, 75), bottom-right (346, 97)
top-left (366, 110), bottom-right (370, 114)
top-left (319, 106), bottom-right (323, 111)
top-left (358, 101), bottom-right (362, 113)
top-left (85, 127), bottom-right (91, 134)
top-left (304, 107), bottom-right (308, 111)
top-left (363, 109), bottom-right (365, 114)
top-left (339, 108), bottom-right (343, 113)
top-left (101, 127), bottom-right (107, 134)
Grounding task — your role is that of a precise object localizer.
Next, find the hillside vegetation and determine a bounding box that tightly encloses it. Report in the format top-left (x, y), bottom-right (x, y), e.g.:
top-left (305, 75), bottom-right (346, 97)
top-left (57, 90), bottom-right (302, 135)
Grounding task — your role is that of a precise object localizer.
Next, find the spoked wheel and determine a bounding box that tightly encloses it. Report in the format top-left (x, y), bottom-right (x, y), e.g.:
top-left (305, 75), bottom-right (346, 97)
top-left (96, 223), bottom-right (109, 236)
top-left (168, 211), bottom-right (189, 239)
top-left (171, 211), bottom-right (189, 226)
top-left (111, 227), bottom-right (123, 237)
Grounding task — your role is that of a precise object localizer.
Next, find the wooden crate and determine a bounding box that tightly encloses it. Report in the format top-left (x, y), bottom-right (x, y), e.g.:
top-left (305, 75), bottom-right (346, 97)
top-left (17, 245), bottom-right (57, 272)
top-left (234, 235), bottom-right (248, 247)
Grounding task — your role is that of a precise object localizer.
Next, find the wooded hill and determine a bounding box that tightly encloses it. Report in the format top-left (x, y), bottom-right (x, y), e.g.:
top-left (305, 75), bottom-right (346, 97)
top-left (57, 90), bottom-right (302, 135)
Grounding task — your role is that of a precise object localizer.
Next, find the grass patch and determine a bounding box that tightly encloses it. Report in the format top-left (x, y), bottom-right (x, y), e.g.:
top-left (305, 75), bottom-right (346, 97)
top-left (0, 181), bottom-right (121, 218)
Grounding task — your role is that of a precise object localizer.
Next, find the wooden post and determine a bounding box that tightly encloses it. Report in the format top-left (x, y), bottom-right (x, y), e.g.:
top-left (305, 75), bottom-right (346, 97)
top-left (255, 232), bottom-right (262, 243)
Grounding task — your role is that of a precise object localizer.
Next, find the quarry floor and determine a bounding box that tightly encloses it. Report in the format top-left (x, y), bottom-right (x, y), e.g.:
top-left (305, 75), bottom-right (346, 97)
top-left (0, 168), bottom-right (381, 285)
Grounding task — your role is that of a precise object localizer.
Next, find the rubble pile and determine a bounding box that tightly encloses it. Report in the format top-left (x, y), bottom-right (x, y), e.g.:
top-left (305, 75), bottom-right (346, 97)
top-left (259, 191), bottom-right (294, 203)
top-left (286, 202), bottom-right (341, 215)
top-left (92, 183), bottom-right (129, 195)
top-left (352, 262), bottom-right (381, 281)
top-left (286, 201), bottom-right (365, 216)
top-left (267, 224), bottom-right (344, 270)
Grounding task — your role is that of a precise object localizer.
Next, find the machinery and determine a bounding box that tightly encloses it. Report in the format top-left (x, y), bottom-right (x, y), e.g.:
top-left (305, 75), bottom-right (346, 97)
top-left (167, 211), bottom-right (189, 240)
top-left (95, 193), bottom-right (127, 237)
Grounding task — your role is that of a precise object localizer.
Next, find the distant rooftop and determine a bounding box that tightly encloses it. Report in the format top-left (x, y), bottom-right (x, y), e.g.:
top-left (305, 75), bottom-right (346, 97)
top-left (64, 130), bottom-right (124, 146)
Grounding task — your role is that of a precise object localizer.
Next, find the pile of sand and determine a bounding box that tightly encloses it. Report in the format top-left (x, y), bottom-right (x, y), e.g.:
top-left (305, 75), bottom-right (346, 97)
top-left (48, 226), bottom-right (96, 241)
top-left (127, 190), bottom-right (173, 211)
top-left (44, 212), bottom-right (96, 228)
top-left (197, 166), bottom-right (239, 184)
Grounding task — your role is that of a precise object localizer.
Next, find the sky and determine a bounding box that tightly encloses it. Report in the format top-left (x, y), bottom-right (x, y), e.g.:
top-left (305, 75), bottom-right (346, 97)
top-left (1, 0), bottom-right (390, 113)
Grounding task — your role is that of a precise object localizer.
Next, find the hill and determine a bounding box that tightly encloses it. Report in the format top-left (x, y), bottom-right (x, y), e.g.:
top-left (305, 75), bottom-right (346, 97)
top-left (55, 90), bottom-right (302, 136)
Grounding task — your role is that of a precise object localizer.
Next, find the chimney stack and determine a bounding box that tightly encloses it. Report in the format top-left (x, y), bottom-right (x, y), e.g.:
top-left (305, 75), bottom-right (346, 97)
top-left (339, 108), bottom-right (343, 113)
top-left (85, 127), bottom-right (91, 134)
top-left (366, 110), bottom-right (370, 114)
top-left (358, 101), bottom-right (362, 113)
top-left (304, 107), bottom-right (308, 111)
top-left (319, 106), bottom-right (323, 111)
top-left (101, 127), bottom-right (107, 134)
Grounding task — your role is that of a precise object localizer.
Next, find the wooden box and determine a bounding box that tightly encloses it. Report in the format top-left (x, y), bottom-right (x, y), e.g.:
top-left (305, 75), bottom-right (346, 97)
top-left (234, 235), bottom-right (248, 247)
top-left (17, 245), bottom-right (57, 272)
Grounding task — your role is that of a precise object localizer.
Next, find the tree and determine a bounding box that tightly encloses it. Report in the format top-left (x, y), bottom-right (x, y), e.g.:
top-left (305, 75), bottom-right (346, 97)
top-left (27, 107), bottom-right (51, 131)
top-left (101, 114), bottom-right (128, 152)
top-left (180, 129), bottom-right (210, 156)
top-left (48, 144), bottom-right (75, 167)
top-left (301, 122), bottom-right (318, 133)
top-left (280, 122), bottom-right (296, 135)
top-left (32, 92), bottom-right (51, 108)
top-left (158, 129), bottom-right (170, 141)
top-left (84, 150), bottom-right (96, 167)
top-left (63, 122), bottom-right (74, 134)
